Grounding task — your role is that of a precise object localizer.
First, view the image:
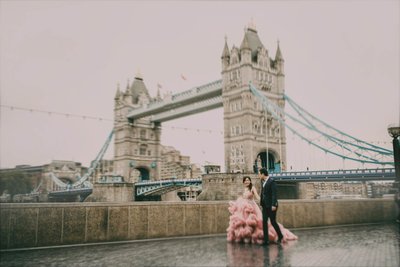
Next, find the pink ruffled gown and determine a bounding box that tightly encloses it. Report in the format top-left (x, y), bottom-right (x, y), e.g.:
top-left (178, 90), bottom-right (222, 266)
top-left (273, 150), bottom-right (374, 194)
top-left (226, 190), bottom-right (298, 244)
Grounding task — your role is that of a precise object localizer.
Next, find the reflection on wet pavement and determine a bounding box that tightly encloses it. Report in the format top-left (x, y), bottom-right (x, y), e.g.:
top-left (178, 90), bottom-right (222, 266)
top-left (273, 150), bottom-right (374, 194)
top-left (1, 223), bottom-right (399, 267)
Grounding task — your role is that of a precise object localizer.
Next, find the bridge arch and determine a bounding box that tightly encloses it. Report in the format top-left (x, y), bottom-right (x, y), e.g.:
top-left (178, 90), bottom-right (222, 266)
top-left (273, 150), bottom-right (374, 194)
top-left (256, 149), bottom-right (280, 173)
top-left (135, 166), bottom-right (150, 181)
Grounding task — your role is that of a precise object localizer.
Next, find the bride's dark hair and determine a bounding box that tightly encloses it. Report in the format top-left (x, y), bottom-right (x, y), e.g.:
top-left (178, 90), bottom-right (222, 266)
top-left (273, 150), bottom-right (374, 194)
top-left (242, 176), bottom-right (252, 190)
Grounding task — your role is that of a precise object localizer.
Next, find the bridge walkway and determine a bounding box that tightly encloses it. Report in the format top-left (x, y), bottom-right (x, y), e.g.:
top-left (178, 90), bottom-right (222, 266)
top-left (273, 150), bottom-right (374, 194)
top-left (1, 223), bottom-right (398, 266)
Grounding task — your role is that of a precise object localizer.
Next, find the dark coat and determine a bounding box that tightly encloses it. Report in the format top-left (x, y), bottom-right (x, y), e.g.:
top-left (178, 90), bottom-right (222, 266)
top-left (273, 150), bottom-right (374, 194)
top-left (260, 177), bottom-right (278, 208)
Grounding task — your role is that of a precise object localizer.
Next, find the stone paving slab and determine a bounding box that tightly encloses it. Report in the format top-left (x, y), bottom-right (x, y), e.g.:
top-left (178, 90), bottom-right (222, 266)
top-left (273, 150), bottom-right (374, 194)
top-left (0, 223), bottom-right (399, 267)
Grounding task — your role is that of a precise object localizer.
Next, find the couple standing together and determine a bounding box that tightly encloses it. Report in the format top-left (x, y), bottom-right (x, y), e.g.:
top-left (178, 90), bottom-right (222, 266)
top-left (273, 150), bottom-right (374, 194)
top-left (227, 168), bottom-right (297, 245)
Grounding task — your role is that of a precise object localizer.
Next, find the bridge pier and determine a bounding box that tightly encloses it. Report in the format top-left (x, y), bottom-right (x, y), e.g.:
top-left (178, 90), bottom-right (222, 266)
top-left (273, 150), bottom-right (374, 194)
top-left (85, 182), bottom-right (134, 202)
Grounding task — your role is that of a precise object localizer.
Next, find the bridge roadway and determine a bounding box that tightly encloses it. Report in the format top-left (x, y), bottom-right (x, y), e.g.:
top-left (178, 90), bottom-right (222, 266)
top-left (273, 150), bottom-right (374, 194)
top-left (48, 168), bottom-right (396, 199)
top-left (135, 168), bottom-right (396, 196)
top-left (1, 223), bottom-right (399, 266)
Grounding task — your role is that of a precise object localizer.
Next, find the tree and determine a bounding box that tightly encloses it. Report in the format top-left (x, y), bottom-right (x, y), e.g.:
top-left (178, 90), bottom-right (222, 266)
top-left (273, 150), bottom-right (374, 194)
top-left (0, 170), bottom-right (33, 197)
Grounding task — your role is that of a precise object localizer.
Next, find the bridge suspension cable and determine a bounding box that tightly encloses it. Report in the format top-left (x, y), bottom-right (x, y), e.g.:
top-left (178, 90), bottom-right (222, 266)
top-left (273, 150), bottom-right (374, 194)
top-left (249, 83), bottom-right (393, 166)
top-left (49, 129), bottom-right (115, 189)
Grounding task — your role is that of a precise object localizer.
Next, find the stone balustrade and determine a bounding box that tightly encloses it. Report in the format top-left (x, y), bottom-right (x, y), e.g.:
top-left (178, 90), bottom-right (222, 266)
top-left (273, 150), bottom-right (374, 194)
top-left (0, 199), bottom-right (396, 249)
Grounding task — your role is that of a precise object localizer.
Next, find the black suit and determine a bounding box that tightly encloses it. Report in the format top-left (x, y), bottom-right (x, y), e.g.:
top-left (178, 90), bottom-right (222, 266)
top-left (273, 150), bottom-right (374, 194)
top-left (260, 177), bottom-right (283, 243)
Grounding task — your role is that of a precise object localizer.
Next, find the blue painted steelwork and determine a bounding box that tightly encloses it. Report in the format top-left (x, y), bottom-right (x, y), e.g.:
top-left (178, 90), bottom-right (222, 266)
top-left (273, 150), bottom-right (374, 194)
top-left (125, 79), bottom-right (392, 166)
top-left (48, 187), bottom-right (93, 202)
top-left (134, 168), bottom-right (395, 196)
top-left (135, 178), bottom-right (202, 196)
top-left (49, 129), bottom-right (115, 190)
top-left (270, 167), bottom-right (395, 181)
top-left (48, 168), bottom-right (395, 198)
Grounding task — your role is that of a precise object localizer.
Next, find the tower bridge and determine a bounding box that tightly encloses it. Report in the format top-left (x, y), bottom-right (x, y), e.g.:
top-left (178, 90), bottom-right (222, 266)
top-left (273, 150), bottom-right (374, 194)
top-left (113, 24), bottom-right (289, 182)
top-left (45, 167), bottom-right (395, 202)
top-left (44, 23), bottom-right (394, 202)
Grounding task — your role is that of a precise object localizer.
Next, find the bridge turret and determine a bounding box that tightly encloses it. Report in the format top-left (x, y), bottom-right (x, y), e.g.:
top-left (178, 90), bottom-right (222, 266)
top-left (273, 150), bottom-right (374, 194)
top-left (221, 35), bottom-right (230, 70)
top-left (274, 40), bottom-right (285, 75)
top-left (123, 79), bottom-right (133, 105)
top-left (113, 72), bottom-right (163, 191)
top-left (114, 83), bottom-right (121, 100)
top-left (222, 23), bottom-right (287, 173)
top-left (240, 28), bottom-right (252, 64)
top-left (129, 72), bottom-right (151, 106)
top-left (274, 40), bottom-right (285, 94)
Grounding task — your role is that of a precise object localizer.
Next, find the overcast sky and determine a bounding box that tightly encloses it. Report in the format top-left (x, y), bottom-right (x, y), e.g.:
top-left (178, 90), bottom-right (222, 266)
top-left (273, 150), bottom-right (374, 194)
top-left (1, 0), bottom-right (399, 171)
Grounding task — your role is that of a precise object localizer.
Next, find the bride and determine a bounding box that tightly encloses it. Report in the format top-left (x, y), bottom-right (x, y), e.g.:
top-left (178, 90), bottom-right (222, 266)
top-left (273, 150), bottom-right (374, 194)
top-left (226, 176), bottom-right (298, 244)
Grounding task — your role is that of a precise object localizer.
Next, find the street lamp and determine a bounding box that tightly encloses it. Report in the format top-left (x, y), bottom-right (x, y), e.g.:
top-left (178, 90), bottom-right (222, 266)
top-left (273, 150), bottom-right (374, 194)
top-left (387, 123), bottom-right (400, 189)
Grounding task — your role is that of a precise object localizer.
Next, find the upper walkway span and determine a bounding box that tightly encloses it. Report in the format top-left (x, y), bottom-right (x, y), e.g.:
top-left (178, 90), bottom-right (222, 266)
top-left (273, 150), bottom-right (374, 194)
top-left (127, 79), bottom-right (222, 122)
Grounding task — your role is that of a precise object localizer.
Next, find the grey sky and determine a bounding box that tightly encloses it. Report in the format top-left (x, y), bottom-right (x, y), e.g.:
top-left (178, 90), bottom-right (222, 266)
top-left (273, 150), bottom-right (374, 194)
top-left (0, 0), bottom-right (399, 170)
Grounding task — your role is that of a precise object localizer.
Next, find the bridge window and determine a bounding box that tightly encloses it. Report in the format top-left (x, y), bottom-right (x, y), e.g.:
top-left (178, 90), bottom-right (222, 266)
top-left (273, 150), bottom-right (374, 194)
top-left (140, 145), bottom-right (147, 156)
top-left (140, 130), bottom-right (146, 139)
top-left (235, 126), bottom-right (240, 135)
top-left (148, 150), bottom-right (151, 156)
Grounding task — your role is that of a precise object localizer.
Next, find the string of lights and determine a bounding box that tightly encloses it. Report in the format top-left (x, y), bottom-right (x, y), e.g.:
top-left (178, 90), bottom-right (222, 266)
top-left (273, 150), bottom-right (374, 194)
top-left (1, 104), bottom-right (224, 134)
top-left (1, 104), bottom-right (112, 121)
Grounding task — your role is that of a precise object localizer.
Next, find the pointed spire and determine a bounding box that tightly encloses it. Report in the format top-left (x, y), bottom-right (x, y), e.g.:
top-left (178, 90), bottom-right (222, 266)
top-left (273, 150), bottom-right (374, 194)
top-left (156, 87), bottom-right (162, 101)
top-left (135, 69), bottom-right (143, 80)
top-left (248, 18), bottom-right (257, 32)
top-left (221, 35), bottom-right (230, 58)
top-left (114, 82), bottom-right (121, 100)
top-left (240, 32), bottom-right (251, 51)
top-left (275, 40), bottom-right (284, 61)
top-left (125, 78), bottom-right (132, 96)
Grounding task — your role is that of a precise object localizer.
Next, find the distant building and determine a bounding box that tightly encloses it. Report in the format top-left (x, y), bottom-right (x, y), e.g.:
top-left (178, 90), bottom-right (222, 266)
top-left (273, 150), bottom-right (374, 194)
top-left (204, 163), bottom-right (221, 174)
top-left (0, 160), bottom-right (86, 202)
top-left (159, 146), bottom-right (191, 180)
top-left (300, 181), bottom-right (368, 199)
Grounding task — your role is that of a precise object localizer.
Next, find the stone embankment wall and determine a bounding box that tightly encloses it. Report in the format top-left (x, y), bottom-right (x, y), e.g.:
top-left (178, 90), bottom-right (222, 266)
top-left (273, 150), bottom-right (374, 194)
top-left (0, 199), bottom-right (396, 250)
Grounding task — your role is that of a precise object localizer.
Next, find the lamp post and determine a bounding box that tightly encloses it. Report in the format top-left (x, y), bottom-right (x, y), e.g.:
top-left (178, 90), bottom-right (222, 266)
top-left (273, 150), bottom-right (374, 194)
top-left (388, 124), bottom-right (400, 223)
top-left (387, 124), bottom-right (400, 187)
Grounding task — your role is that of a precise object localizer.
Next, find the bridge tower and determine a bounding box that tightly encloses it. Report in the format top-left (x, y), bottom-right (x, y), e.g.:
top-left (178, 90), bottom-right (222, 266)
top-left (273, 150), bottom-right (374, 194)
top-left (113, 73), bottom-right (162, 182)
top-left (221, 24), bottom-right (287, 173)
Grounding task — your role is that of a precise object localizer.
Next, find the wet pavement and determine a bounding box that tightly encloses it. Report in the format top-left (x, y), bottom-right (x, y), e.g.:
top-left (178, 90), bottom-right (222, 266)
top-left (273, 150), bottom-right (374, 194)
top-left (1, 223), bottom-right (399, 267)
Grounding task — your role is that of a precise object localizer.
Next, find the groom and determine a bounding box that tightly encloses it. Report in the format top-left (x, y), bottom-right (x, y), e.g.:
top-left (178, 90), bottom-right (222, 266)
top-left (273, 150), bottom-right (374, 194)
top-left (259, 167), bottom-right (284, 245)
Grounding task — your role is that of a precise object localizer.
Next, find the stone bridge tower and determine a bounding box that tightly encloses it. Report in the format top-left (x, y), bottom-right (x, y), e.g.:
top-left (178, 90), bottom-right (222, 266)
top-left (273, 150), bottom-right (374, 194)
top-left (221, 24), bottom-right (287, 173)
top-left (113, 73), bottom-right (162, 182)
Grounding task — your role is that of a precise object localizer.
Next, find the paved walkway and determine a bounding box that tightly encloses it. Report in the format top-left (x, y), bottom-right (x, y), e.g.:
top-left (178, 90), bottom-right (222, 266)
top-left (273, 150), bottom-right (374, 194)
top-left (1, 223), bottom-right (399, 267)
